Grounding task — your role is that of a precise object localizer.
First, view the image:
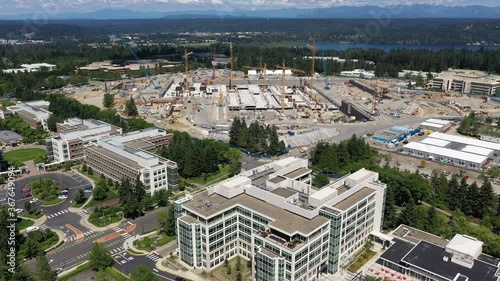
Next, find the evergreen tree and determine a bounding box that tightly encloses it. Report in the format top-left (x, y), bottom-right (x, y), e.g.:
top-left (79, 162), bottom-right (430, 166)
top-left (400, 199), bottom-right (418, 227)
top-left (36, 255), bottom-right (56, 281)
top-left (463, 181), bottom-right (479, 216)
top-left (312, 174), bottom-right (330, 188)
top-left (130, 264), bottom-right (159, 281)
top-left (125, 97), bottom-right (138, 116)
top-left (426, 205), bottom-right (440, 234)
top-left (446, 175), bottom-right (462, 211)
top-left (103, 93), bottom-right (115, 109)
top-left (383, 186), bottom-right (397, 229)
top-left (229, 117), bottom-right (241, 146)
top-left (337, 142), bottom-right (351, 167)
top-left (268, 125), bottom-right (281, 155)
top-left (229, 159), bottom-right (242, 177)
top-left (478, 179), bottom-right (496, 218)
top-left (237, 122), bottom-right (249, 149)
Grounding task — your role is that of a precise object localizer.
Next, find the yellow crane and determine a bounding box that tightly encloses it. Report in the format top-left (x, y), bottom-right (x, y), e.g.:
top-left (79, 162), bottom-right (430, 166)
top-left (243, 64), bottom-right (268, 89)
top-left (306, 44), bottom-right (317, 102)
top-left (183, 49), bottom-right (193, 95)
top-left (371, 80), bottom-right (380, 113)
top-left (278, 59), bottom-right (304, 114)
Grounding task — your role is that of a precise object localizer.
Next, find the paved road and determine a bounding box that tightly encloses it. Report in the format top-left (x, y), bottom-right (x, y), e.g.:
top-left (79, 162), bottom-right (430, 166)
top-left (113, 253), bottom-right (179, 281)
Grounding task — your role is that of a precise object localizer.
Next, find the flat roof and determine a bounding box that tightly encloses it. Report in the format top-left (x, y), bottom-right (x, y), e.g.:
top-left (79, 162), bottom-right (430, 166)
top-left (284, 167), bottom-right (311, 179)
top-left (268, 176), bottom-right (286, 184)
top-left (123, 139), bottom-right (153, 149)
top-left (270, 188), bottom-right (297, 198)
top-left (0, 130), bottom-right (22, 141)
top-left (460, 145), bottom-right (493, 156)
top-left (421, 122), bottom-right (444, 128)
top-left (380, 238), bottom-right (415, 265)
top-left (446, 234), bottom-right (483, 258)
top-left (402, 241), bottom-right (499, 281)
top-left (86, 146), bottom-right (142, 170)
top-left (404, 142), bottom-right (488, 165)
top-left (184, 191), bottom-right (329, 236)
top-left (426, 119), bottom-right (452, 125)
top-left (179, 215), bottom-right (200, 224)
top-left (260, 248), bottom-right (281, 259)
top-left (429, 132), bottom-right (500, 152)
top-left (392, 224), bottom-right (449, 247)
top-left (420, 138), bottom-right (451, 147)
top-left (333, 187), bottom-right (374, 211)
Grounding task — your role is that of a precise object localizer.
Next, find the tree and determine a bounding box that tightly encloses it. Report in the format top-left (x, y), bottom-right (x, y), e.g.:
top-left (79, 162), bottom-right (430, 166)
top-left (24, 201), bottom-right (33, 214)
top-left (93, 186), bottom-right (107, 201)
top-left (425, 205), bottom-right (440, 234)
top-left (383, 187), bottom-right (397, 230)
top-left (21, 238), bottom-right (42, 259)
top-left (227, 264), bottom-right (232, 275)
top-left (400, 199), bottom-right (419, 227)
top-left (89, 242), bottom-right (113, 271)
top-left (125, 97), bottom-right (138, 116)
top-left (82, 163), bottom-right (87, 172)
top-left (312, 174), bottom-right (329, 188)
top-left (87, 167), bottom-right (94, 175)
top-left (446, 175), bottom-right (462, 211)
top-left (36, 255), bottom-right (56, 281)
top-left (153, 189), bottom-right (170, 207)
top-left (478, 179), bottom-right (496, 218)
top-left (103, 93), bottom-right (115, 109)
top-left (229, 117), bottom-right (242, 146)
top-left (158, 204), bottom-right (176, 236)
top-left (463, 181), bottom-right (479, 216)
top-left (229, 159), bottom-right (241, 177)
top-left (74, 189), bottom-right (86, 204)
top-left (130, 264), bottom-right (159, 281)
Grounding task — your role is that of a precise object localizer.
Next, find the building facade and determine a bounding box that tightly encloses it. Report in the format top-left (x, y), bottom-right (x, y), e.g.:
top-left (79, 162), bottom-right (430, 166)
top-left (174, 158), bottom-right (386, 281)
top-left (6, 100), bottom-right (51, 130)
top-left (46, 118), bottom-right (123, 162)
top-left (84, 128), bottom-right (178, 193)
top-left (431, 68), bottom-right (500, 95)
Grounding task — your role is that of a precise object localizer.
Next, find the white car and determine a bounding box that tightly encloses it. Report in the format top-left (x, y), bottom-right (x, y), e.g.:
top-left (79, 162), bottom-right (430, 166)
top-left (30, 198), bottom-right (38, 204)
top-left (16, 209), bottom-right (23, 214)
top-left (58, 195), bottom-right (67, 199)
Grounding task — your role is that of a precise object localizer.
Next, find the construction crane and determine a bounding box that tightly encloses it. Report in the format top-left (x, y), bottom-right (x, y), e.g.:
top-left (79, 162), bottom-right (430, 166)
top-left (183, 49), bottom-right (193, 95)
top-left (229, 42), bottom-right (234, 90)
top-left (243, 64), bottom-right (268, 88)
top-left (371, 80), bottom-right (380, 114)
top-left (212, 48), bottom-right (217, 80)
top-left (306, 44), bottom-right (317, 102)
top-left (277, 59), bottom-right (304, 115)
top-left (113, 35), bottom-right (161, 89)
top-left (218, 72), bottom-right (224, 106)
top-left (322, 51), bottom-right (330, 90)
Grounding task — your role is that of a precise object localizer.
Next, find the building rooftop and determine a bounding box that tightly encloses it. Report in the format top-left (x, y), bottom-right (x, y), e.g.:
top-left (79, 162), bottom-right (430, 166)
top-left (270, 188), bottom-right (297, 198)
top-left (123, 139), bottom-right (152, 149)
top-left (184, 191), bottom-right (329, 236)
top-left (333, 187), bottom-right (374, 211)
top-left (86, 145), bottom-right (142, 170)
top-left (401, 241), bottom-right (499, 281)
top-left (260, 248), bottom-right (281, 259)
top-left (392, 224), bottom-right (449, 247)
top-left (460, 145), bottom-right (493, 156)
top-left (379, 238), bottom-right (415, 265)
top-left (420, 138), bottom-right (451, 147)
top-left (0, 130), bottom-right (22, 142)
top-left (403, 141), bottom-right (488, 165)
top-left (283, 168), bottom-right (311, 179)
top-left (446, 234), bottom-right (483, 258)
top-left (429, 132), bottom-right (500, 152)
top-left (268, 176), bottom-right (286, 184)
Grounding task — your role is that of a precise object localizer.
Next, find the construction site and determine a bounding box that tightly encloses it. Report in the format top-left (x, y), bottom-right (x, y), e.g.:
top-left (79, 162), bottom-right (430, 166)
top-left (52, 42), bottom-right (500, 148)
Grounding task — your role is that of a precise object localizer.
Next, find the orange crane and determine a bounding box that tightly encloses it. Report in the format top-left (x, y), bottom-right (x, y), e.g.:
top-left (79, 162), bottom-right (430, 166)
top-left (243, 64), bottom-right (268, 88)
top-left (183, 49), bottom-right (193, 95)
top-left (278, 59), bottom-right (304, 114)
top-left (306, 44), bottom-right (317, 102)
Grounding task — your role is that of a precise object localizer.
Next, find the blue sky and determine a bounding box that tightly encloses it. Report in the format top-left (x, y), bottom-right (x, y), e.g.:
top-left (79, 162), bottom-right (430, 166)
top-left (1, 0), bottom-right (499, 15)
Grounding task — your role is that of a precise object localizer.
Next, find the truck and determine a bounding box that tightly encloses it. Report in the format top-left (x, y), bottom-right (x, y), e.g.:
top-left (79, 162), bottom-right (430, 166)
top-left (288, 130), bottom-right (295, 136)
top-left (299, 147), bottom-right (307, 153)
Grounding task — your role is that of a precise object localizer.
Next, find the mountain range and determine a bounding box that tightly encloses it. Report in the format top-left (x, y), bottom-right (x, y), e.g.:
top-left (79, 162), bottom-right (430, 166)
top-left (0, 5), bottom-right (499, 20)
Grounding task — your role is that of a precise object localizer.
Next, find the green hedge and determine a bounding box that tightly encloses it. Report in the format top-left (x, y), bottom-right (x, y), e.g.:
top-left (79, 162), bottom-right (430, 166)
top-left (57, 262), bottom-right (91, 281)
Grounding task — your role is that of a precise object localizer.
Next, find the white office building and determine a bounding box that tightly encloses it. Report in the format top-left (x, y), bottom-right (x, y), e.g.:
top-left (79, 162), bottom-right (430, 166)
top-left (174, 157), bottom-right (386, 281)
top-left (6, 100), bottom-right (51, 130)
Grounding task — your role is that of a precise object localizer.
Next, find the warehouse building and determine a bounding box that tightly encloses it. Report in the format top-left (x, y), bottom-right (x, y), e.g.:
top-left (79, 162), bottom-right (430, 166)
top-left (374, 225), bottom-right (500, 281)
top-left (402, 141), bottom-right (489, 170)
top-left (419, 119), bottom-right (453, 132)
top-left (174, 157), bottom-right (386, 281)
top-left (84, 128), bottom-right (178, 192)
top-left (428, 132), bottom-right (500, 154)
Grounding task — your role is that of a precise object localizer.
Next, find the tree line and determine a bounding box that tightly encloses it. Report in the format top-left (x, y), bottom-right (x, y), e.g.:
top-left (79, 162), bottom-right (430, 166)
top-left (229, 117), bottom-right (286, 155)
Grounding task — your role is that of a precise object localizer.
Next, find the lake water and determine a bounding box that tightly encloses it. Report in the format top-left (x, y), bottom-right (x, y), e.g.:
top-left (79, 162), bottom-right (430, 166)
top-left (296, 43), bottom-right (500, 52)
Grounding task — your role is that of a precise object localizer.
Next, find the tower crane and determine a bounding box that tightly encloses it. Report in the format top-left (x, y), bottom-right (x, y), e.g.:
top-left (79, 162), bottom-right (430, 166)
top-left (371, 80), bottom-right (380, 114)
top-left (322, 50), bottom-right (330, 90)
top-left (212, 48), bottom-right (216, 80)
top-left (277, 59), bottom-right (304, 115)
top-left (183, 49), bottom-right (193, 95)
top-left (306, 44), bottom-right (317, 102)
top-left (243, 64), bottom-right (268, 89)
top-left (113, 35), bottom-right (161, 89)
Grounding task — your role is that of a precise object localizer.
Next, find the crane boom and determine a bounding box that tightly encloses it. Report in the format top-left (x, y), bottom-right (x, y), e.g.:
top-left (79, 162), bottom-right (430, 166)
top-left (116, 36), bottom-right (161, 89)
top-left (306, 44), bottom-right (317, 102)
top-left (322, 51), bottom-right (330, 90)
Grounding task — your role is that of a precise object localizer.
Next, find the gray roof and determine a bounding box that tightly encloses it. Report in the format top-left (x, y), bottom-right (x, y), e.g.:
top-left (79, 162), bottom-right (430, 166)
top-left (333, 187), bottom-right (375, 211)
top-left (0, 130), bottom-right (22, 142)
top-left (270, 188), bottom-right (297, 198)
top-left (85, 146), bottom-right (142, 170)
top-left (184, 191), bottom-right (329, 236)
top-left (284, 168), bottom-right (311, 179)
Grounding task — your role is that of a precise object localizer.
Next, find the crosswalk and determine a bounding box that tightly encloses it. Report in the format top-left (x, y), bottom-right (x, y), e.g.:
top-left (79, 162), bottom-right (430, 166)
top-left (113, 227), bottom-right (132, 239)
top-left (76, 210), bottom-right (89, 217)
top-left (83, 230), bottom-right (94, 236)
top-left (146, 252), bottom-right (163, 262)
top-left (110, 246), bottom-right (124, 254)
top-left (39, 224), bottom-right (49, 230)
top-left (46, 210), bottom-right (69, 219)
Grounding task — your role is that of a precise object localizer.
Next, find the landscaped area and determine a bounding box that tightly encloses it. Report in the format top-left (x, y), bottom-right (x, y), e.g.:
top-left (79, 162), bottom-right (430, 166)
top-left (133, 233), bottom-right (175, 252)
top-left (88, 205), bottom-right (123, 227)
top-left (208, 256), bottom-right (251, 281)
top-left (28, 179), bottom-right (60, 202)
top-left (16, 218), bottom-right (34, 231)
top-left (18, 229), bottom-right (59, 259)
top-left (187, 165), bottom-right (230, 186)
top-left (347, 243), bottom-right (377, 273)
top-left (86, 190), bottom-right (119, 208)
top-left (4, 148), bottom-right (46, 167)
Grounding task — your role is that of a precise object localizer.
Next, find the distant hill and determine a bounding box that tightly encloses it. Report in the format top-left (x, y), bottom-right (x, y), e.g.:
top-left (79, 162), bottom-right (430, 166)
top-left (1, 5), bottom-right (499, 20)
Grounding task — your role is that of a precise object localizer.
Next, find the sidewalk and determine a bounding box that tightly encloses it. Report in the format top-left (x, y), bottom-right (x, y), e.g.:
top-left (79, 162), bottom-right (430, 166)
top-left (122, 232), bottom-right (154, 255)
top-left (79, 216), bottom-right (124, 232)
top-left (156, 257), bottom-right (200, 281)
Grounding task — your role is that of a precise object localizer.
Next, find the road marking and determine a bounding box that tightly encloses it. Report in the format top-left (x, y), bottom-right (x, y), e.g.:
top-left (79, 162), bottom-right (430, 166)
top-left (153, 268), bottom-right (159, 272)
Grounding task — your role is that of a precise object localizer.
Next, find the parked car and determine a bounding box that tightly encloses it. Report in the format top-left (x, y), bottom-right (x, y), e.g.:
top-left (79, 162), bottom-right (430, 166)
top-left (58, 195), bottom-right (67, 199)
top-left (21, 188), bottom-right (31, 193)
top-left (30, 198), bottom-right (38, 204)
top-left (25, 226), bottom-right (39, 233)
top-left (22, 193), bottom-right (32, 199)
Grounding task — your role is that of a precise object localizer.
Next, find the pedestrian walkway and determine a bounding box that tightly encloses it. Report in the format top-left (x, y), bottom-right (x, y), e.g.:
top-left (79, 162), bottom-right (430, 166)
top-left (76, 210), bottom-right (89, 217)
top-left (146, 252), bottom-right (162, 262)
top-left (46, 210), bottom-right (69, 219)
top-left (109, 246), bottom-right (125, 254)
top-left (113, 226), bottom-right (132, 239)
top-left (39, 224), bottom-right (49, 230)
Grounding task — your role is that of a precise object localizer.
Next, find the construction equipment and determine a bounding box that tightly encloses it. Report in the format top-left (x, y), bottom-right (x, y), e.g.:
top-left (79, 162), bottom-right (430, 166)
top-left (322, 50), bottom-right (330, 90)
top-left (243, 64), bottom-right (268, 88)
top-left (212, 48), bottom-right (216, 80)
top-left (113, 35), bottom-right (161, 89)
top-left (277, 59), bottom-right (304, 114)
top-left (306, 44), bottom-right (317, 101)
top-left (183, 49), bottom-right (193, 95)
top-left (371, 80), bottom-right (380, 114)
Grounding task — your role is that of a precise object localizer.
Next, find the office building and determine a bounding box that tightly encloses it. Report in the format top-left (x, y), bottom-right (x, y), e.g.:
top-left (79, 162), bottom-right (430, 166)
top-left (375, 225), bottom-right (500, 281)
top-left (2, 63), bottom-right (57, 74)
top-left (46, 118), bottom-right (123, 162)
top-left (340, 69), bottom-right (375, 79)
top-left (6, 100), bottom-right (52, 130)
top-left (174, 157), bottom-right (386, 281)
top-left (431, 68), bottom-right (500, 95)
top-left (84, 128), bottom-right (178, 193)
top-left (0, 130), bottom-right (22, 146)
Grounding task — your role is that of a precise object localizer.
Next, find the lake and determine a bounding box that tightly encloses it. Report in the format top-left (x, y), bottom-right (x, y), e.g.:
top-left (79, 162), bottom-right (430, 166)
top-left (295, 43), bottom-right (500, 52)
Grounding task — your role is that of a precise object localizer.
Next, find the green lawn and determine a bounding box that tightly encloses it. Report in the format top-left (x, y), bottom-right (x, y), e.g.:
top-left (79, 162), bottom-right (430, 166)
top-left (21, 212), bottom-right (43, 220)
top-left (4, 148), bottom-right (46, 166)
top-left (0, 100), bottom-right (15, 107)
top-left (17, 218), bottom-right (34, 230)
top-left (187, 165), bottom-right (230, 186)
top-left (85, 190), bottom-right (119, 208)
top-left (134, 234), bottom-right (175, 252)
top-left (42, 198), bottom-right (64, 206)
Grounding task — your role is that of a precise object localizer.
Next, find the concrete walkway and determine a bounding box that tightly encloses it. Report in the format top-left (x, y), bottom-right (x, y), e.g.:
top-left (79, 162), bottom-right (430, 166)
top-left (122, 232), bottom-right (153, 255)
top-left (156, 257), bottom-right (200, 281)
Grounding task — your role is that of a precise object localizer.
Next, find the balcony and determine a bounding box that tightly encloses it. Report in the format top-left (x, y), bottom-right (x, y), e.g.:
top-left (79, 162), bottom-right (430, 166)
top-left (255, 229), bottom-right (305, 250)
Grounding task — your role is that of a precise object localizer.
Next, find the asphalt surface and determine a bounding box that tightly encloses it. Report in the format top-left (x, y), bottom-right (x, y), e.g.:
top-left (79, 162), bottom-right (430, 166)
top-left (113, 253), bottom-right (179, 281)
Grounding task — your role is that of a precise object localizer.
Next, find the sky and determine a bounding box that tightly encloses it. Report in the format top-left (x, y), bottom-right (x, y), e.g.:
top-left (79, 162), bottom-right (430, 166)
top-left (1, 0), bottom-right (499, 15)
